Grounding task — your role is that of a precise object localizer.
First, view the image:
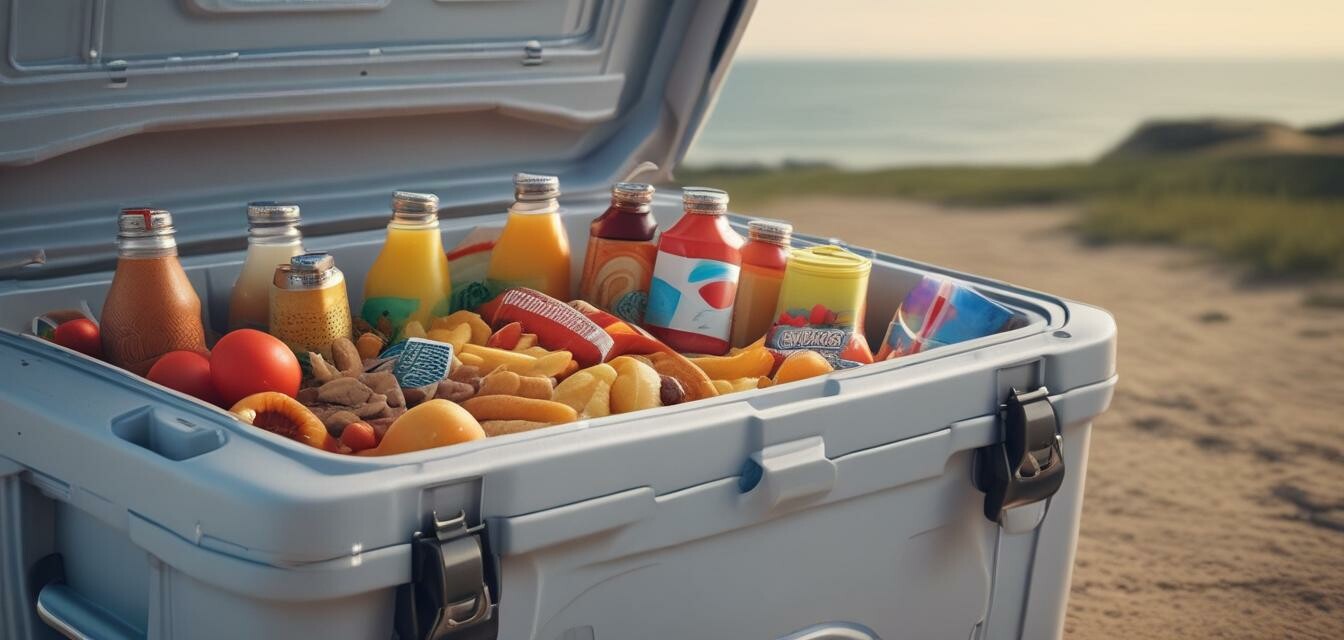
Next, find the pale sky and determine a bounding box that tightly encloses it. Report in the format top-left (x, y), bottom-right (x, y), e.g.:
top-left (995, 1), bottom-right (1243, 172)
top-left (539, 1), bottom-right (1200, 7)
top-left (737, 0), bottom-right (1344, 59)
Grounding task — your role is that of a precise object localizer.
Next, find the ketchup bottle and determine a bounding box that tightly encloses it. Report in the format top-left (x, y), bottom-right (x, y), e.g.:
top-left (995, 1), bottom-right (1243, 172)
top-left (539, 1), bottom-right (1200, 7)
top-left (644, 188), bottom-right (744, 355)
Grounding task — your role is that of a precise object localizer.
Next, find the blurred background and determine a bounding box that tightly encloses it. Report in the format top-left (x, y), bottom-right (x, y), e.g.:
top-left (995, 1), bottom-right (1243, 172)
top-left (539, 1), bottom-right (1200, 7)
top-left (677, 1), bottom-right (1344, 637)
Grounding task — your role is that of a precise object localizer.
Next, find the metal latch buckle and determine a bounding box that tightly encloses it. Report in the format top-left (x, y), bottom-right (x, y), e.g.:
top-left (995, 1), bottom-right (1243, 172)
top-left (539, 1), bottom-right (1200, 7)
top-left (394, 510), bottom-right (493, 640)
top-left (976, 387), bottom-right (1065, 524)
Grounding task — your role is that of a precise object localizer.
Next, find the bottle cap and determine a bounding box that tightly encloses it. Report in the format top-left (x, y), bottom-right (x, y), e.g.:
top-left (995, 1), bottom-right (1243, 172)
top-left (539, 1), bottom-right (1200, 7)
top-left (391, 191), bottom-right (439, 222)
top-left (747, 219), bottom-right (793, 246)
top-left (117, 207), bottom-right (174, 237)
top-left (682, 187), bottom-right (729, 214)
top-left (612, 182), bottom-right (655, 205)
top-left (514, 173), bottom-right (561, 202)
top-left (246, 201), bottom-right (300, 225)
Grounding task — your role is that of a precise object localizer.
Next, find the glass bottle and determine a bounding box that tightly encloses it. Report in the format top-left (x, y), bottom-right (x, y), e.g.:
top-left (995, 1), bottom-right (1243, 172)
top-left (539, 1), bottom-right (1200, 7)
top-left (228, 202), bottom-right (303, 331)
top-left (730, 219), bottom-right (792, 347)
top-left (101, 208), bottom-right (208, 376)
top-left (644, 188), bottom-right (744, 355)
top-left (578, 182), bottom-right (658, 323)
top-left (360, 191), bottom-right (453, 339)
top-left (487, 173), bottom-right (572, 300)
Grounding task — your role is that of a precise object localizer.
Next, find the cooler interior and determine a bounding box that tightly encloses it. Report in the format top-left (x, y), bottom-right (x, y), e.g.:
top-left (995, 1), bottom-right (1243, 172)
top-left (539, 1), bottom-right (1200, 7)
top-left (0, 192), bottom-right (1052, 360)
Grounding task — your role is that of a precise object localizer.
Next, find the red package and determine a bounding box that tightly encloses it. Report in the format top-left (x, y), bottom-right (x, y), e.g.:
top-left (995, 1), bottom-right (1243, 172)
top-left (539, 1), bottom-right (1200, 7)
top-left (486, 288), bottom-right (614, 367)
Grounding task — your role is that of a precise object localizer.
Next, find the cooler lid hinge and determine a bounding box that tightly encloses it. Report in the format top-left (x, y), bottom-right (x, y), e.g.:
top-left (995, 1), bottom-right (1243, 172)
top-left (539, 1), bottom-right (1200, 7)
top-left (975, 387), bottom-right (1066, 527)
top-left (394, 510), bottom-right (495, 640)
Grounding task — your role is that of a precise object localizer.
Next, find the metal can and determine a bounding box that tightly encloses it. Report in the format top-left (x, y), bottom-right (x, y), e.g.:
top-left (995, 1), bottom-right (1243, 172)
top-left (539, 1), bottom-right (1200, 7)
top-left (269, 252), bottom-right (352, 353)
top-left (765, 244), bottom-right (874, 368)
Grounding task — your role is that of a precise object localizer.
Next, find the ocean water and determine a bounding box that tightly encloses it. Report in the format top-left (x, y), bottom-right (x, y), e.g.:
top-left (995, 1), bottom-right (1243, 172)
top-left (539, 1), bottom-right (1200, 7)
top-left (685, 59), bottom-right (1344, 168)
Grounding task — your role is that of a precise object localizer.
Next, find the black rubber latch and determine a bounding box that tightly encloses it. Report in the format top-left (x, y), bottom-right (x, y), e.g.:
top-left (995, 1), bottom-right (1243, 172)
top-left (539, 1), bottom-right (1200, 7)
top-left (394, 511), bottom-right (493, 640)
top-left (978, 387), bottom-right (1066, 523)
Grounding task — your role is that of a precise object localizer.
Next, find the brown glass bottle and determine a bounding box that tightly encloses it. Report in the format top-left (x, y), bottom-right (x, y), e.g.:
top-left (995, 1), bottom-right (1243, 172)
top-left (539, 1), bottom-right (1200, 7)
top-left (101, 208), bottom-right (208, 376)
top-left (579, 182), bottom-right (658, 323)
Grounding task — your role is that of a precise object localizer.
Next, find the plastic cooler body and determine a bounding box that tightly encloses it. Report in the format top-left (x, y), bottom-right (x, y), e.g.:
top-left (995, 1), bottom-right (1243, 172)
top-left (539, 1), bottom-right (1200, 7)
top-left (0, 193), bottom-right (1116, 639)
top-left (0, 0), bottom-right (1116, 638)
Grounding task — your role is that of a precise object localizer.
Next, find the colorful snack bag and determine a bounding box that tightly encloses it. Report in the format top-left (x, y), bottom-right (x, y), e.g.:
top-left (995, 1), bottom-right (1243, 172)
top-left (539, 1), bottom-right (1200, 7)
top-left (876, 276), bottom-right (1022, 360)
top-left (447, 224), bottom-right (504, 312)
top-left (485, 288), bottom-right (614, 367)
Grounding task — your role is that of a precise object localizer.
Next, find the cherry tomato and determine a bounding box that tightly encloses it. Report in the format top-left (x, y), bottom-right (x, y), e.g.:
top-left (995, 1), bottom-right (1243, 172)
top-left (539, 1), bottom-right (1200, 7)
top-left (52, 318), bottom-right (102, 359)
top-left (147, 351), bottom-right (219, 405)
top-left (210, 329), bottom-right (301, 407)
top-left (340, 422), bottom-right (378, 452)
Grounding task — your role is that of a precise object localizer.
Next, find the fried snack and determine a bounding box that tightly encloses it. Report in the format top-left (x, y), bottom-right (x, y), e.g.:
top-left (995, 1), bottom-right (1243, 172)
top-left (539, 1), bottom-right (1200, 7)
top-left (461, 395), bottom-right (578, 424)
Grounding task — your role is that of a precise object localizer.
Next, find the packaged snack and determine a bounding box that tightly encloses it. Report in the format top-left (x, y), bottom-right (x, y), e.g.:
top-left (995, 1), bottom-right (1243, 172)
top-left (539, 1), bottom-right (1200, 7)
top-left (485, 287), bottom-right (613, 366)
top-left (765, 245), bottom-right (873, 369)
top-left (876, 276), bottom-right (1022, 360)
top-left (446, 224), bottom-right (503, 313)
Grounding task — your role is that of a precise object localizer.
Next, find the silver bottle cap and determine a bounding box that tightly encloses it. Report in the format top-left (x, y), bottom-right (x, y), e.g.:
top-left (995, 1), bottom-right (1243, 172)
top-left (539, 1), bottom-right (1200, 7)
top-left (274, 252), bottom-right (341, 290)
top-left (612, 182), bottom-right (655, 205)
top-left (246, 201), bottom-right (301, 226)
top-left (682, 187), bottom-right (729, 214)
top-left (747, 219), bottom-right (793, 246)
top-left (117, 208), bottom-right (174, 238)
top-left (514, 173), bottom-right (561, 202)
top-left (391, 191), bottom-right (439, 222)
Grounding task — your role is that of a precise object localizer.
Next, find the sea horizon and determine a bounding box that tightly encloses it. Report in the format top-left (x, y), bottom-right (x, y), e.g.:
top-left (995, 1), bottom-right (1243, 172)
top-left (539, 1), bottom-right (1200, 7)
top-left (686, 57), bottom-right (1344, 169)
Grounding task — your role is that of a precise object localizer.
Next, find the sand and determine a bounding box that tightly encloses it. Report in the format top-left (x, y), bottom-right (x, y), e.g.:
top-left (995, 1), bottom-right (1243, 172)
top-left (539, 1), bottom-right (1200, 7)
top-left (765, 197), bottom-right (1344, 639)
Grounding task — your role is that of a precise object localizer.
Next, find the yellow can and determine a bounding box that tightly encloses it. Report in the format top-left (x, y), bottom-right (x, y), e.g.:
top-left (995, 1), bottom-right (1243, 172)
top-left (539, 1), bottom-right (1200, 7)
top-left (767, 245), bottom-right (874, 367)
top-left (270, 252), bottom-right (353, 354)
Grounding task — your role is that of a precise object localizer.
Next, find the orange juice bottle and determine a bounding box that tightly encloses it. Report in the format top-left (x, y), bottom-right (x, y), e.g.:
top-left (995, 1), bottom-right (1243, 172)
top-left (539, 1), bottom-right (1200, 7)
top-left (487, 173), bottom-right (571, 300)
top-left (730, 219), bottom-right (792, 347)
top-left (360, 191), bottom-right (452, 339)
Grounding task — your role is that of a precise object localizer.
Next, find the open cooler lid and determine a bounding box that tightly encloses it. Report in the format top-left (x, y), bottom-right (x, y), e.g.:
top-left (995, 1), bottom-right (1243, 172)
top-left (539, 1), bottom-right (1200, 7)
top-left (0, 0), bottom-right (755, 277)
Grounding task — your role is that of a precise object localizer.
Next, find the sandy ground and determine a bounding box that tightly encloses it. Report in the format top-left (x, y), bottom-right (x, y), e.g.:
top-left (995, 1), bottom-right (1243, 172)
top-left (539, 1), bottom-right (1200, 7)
top-left (765, 197), bottom-right (1344, 639)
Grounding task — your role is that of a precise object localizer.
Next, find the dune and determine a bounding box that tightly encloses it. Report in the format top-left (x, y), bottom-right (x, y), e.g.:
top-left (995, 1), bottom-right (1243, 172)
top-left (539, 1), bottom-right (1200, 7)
top-left (1101, 117), bottom-right (1344, 161)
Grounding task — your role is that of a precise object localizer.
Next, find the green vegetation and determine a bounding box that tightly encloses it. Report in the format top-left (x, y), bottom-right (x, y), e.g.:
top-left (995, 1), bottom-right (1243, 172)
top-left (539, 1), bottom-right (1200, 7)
top-left (676, 155), bottom-right (1344, 278)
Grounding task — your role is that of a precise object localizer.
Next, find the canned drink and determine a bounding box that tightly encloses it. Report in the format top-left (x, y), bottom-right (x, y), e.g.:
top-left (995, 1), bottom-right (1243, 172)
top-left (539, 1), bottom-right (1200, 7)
top-left (270, 252), bottom-right (353, 353)
top-left (876, 275), bottom-right (1021, 360)
top-left (765, 245), bottom-right (874, 369)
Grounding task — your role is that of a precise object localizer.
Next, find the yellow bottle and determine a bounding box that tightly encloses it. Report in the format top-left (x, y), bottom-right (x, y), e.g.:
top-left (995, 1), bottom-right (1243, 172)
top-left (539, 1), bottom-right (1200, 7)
top-left (361, 191), bottom-right (452, 340)
top-left (487, 173), bottom-right (571, 300)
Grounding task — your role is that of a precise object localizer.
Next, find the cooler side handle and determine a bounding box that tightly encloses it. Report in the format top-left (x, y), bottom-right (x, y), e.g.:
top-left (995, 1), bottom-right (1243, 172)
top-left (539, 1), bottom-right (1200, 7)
top-left (36, 582), bottom-right (143, 640)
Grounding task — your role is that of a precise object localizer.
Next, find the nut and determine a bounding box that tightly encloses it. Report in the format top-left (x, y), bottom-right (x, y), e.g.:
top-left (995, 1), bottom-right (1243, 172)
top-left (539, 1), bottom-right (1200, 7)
top-left (296, 387), bottom-right (320, 405)
top-left (435, 379), bottom-right (476, 403)
top-left (316, 377), bottom-right (373, 406)
top-left (659, 375), bottom-right (686, 406)
top-left (331, 337), bottom-right (363, 376)
top-left (309, 352), bottom-right (342, 382)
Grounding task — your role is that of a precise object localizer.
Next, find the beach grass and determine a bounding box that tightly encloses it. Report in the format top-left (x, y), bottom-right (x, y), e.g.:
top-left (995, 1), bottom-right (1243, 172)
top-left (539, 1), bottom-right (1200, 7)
top-left (676, 155), bottom-right (1344, 278)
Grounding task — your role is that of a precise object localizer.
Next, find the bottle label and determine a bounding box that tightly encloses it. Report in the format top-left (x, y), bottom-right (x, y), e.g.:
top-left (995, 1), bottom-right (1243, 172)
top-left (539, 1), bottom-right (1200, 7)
top-left (579, 237), bottom-right (657, 324)
top-left (646, 251), bottom-right (739, 342)
top-left (360, 296), bottom-right (421, 338)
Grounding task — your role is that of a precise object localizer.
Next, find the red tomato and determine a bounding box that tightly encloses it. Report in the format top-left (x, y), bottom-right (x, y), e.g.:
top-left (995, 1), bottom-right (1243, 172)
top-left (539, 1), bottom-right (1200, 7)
top-left (210, 329), bottom-right (301, 407)
top-left (52, 318), bottom-right (102, 359)
top-left (340, 422), bottom-right (378, 452)
top-left (147, 351), bottom-right (219, 405)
